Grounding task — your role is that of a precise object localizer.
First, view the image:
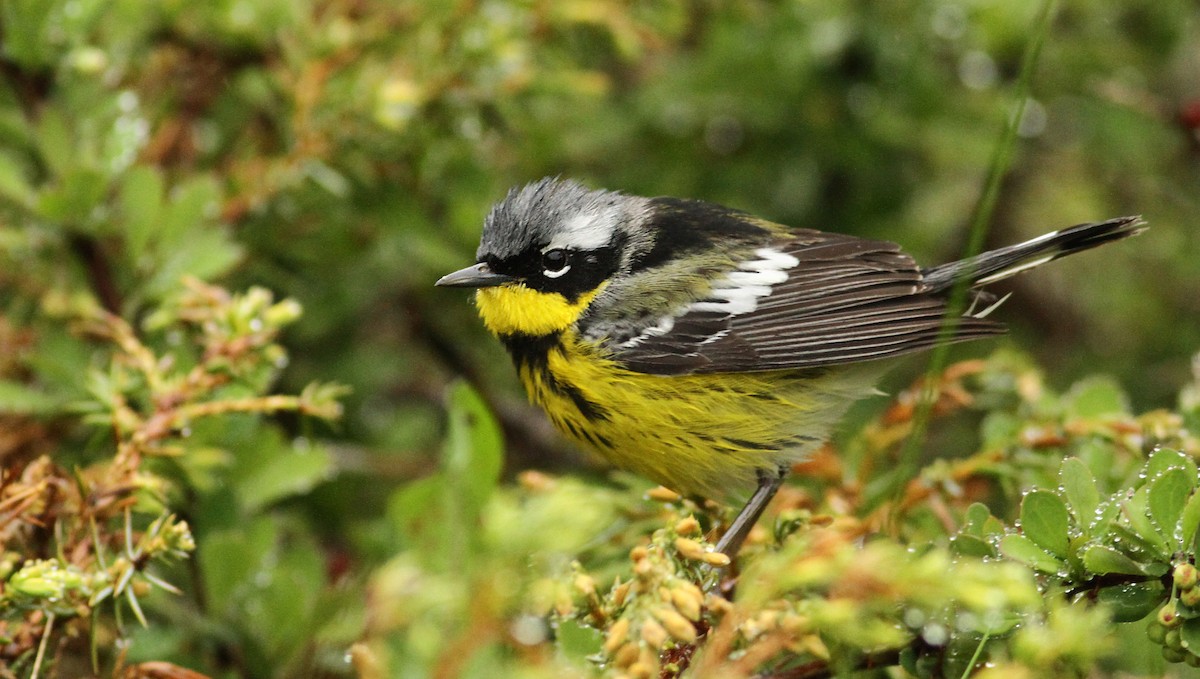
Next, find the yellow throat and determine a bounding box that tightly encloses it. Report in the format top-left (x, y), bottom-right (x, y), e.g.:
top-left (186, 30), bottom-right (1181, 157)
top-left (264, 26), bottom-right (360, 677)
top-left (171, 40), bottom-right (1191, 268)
top-left (475, 283), bottom-right (607, 337)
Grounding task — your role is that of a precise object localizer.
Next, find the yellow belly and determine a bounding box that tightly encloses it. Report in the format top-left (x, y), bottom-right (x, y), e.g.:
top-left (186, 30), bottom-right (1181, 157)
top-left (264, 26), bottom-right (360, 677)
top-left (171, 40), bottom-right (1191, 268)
top-left (518, 332), bottom-right (882, 500)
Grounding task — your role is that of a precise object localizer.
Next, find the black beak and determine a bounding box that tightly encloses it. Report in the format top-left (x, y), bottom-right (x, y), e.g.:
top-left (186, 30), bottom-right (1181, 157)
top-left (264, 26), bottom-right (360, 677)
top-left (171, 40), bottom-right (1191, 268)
top-left (435, 262), bottom-right (514, 288)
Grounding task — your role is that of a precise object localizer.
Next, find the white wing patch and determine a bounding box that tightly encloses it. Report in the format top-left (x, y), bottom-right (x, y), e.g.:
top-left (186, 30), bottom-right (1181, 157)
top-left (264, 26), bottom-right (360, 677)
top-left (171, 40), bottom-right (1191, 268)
top-left (618, 315), bottom-right (676, 348)
top-left (687, 247), bottom-right (799, 315)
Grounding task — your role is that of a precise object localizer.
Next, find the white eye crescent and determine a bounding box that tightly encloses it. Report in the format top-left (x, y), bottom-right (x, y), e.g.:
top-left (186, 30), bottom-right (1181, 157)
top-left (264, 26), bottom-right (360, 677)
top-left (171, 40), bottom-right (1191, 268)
top-left (541, 248), bottom-right (571, 278)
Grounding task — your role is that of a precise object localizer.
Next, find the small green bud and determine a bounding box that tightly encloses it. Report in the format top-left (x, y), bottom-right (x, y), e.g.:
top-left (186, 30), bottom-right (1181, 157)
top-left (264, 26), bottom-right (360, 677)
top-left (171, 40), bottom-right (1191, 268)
top-left (265, 299), bottom-right (303, 326)
top-left (166, 521), bottom-right (196, 552)
top-left (1160, 602), bottom-right (1184, 628)
top-left (1182, 585), bottom-right (1200, 609)
top-left (1166, 628), bottom-right (1183, 651)
top-left (1147, 619), bottom-right (1168, 644)
top-left (8, 560), bottom-right (91, 600)
top-left (10, 576), bottom-right (61, 598)
top-left (70, 47), bottom-right (108, 74)
top-left (60, 570), bottom-right (84, 589)
top-left (1163, 645), bottom-right (1187, 664)
top-left (1174, 563), bottom-right (1199, 590)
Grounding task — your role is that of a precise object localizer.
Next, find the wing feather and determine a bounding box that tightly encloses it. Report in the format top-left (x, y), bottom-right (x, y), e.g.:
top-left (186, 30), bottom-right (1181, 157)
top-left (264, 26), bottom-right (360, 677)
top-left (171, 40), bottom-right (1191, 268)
top-left (601, 230), bottom-right (1004, 375)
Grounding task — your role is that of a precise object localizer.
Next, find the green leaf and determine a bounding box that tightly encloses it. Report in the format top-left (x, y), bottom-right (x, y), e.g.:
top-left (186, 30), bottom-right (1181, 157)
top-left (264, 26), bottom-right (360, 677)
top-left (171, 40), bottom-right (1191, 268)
top-left (120, 165), bottom-right (165, 259)
top-left (999, 534), bottom-right (1064, 575)
top-left (443, 381), bottom-right (504, 516)
top-left (962, 502), bottom-right (992, 535)
top-left (35, 109), bottom-right (75, 184)
top-left (1181, 490), bottom-right (1200, 552)
top-left (1, 0), bottom-right (56, 68)
top-left (980, 411), bottom-right (1020, 449)
top-left (0, 151), bottom-right (33, 209)
top-left (1081, 544), bottom-right (1146, 576)
top-left (200, 516), bottom-right (279, 611)
top-left (1146, 448), bottom-right (1197, 482)
top-left (388, 475), bottom-right (444, 548)
top-left (1149, 468), bottom-right (1194, 540)
top-left (145, 227), bottom-right (243, 296)
top-left (1097, 582), bottom-right (1166, 623)
top-left (1060, 457), bottom-right (1100, 528)
top-left (250, 529), bottom-right (325, 657)
top-left (1020, 490), bottom-right (1071, 558)
top-left (1109, 524), bottom-right (1169, 563)
top-left (37, 167), bottom-right (108, 225)
top-left (0, 379), bottom-right (61, 414)
top-left (1181, 618), bottom-right (1200, 652)
top-left (950, 534), bottom-right (996, 558)
top-left (233, 437), bottom-right (334, 514)
top-left (1090, 499), bottom-right (1121, 536)
top-left (555, 618), bottom-right (603, 662)
top-left (1062, 376), bottom-right (1129, 419)
top-left (159, 175), bottom-right (222, 248)
top-left (1124, 486), bottom-right (1170, 556)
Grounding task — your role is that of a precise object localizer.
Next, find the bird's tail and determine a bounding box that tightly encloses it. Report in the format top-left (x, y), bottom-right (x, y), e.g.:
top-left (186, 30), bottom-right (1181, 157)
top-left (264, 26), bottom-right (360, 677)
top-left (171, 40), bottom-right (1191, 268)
top-left (922, 216), bottom-right (1146, 292)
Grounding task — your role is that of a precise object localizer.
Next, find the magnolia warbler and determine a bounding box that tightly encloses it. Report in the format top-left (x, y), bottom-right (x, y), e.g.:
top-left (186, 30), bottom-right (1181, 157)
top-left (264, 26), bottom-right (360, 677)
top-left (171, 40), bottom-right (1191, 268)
top-left (437, 178), bottom-right (1143, 556)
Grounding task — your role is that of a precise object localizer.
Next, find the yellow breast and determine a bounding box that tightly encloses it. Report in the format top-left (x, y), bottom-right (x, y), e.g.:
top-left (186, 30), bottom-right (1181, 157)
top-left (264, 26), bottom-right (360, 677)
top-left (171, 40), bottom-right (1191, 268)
top-left (514, 331), bottom-right (881, 500)
top-left (474, 283), bottom-right (881, 499)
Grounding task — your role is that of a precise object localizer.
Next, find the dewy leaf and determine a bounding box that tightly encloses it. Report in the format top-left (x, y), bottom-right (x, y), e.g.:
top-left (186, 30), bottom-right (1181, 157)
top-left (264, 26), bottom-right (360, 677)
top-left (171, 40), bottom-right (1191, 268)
top-left (1060, 457), bottom-right (1100, 528)
top-left (1097, 582), bottom-right (1166, 623)
top-left (1146, 448), bottom-right (1197, 483)
top-left (1124, 486), bottom-right (1171, 556)
top-left (1081, 544), bottom-right (1146, 576)
top-left (1062, 375), bottom-right (1130, 419)
top-left (1000, 534), bottom-right (1064, 575)
top-left (1149, 468), bottom-right (1194, 541)
top-left (1021, 490), bottom-right (1071, 558)
top-left (1181, 489), bottom-right (1200, 552)
top-left (1090, 499), bottom-right (1121, 536)
top-left (963, 502), bottom-right (992, 535)
top-left (950, 534), bottom-right (996, 559)
top-left (555, 618), bottom-right (604, 661)
top-left (1181, 618), bottom-right (1200, 653)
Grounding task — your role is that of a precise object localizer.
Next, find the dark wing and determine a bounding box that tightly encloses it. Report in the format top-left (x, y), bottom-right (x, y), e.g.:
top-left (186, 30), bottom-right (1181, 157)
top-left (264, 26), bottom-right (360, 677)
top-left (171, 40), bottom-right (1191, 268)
top-left (610, 230), bottom-right (1005, 375)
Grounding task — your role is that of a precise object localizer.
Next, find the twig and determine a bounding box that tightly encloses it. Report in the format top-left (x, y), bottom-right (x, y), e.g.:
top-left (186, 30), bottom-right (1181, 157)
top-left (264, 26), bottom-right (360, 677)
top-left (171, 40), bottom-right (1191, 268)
top-left (30, 612), bottom-right (55, 679)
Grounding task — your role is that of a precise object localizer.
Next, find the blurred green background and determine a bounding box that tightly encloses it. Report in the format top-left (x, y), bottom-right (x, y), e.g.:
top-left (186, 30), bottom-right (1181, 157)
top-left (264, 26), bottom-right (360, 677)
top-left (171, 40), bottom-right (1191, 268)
top-left (1, 0), bottom-right (1198, 676)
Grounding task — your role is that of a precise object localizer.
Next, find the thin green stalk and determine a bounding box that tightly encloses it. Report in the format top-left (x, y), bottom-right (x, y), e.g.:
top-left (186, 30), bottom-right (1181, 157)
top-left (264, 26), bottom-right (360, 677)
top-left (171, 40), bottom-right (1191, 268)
top-left (961, 629), bottom-right (994, 679)
top-left (891, 0), bottom-right (1059, 512)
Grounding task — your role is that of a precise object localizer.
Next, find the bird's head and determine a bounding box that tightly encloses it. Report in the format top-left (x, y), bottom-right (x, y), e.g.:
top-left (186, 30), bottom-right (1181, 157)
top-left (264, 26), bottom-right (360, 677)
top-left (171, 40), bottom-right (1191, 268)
top-left (436, 178), bottom-right (653, 338)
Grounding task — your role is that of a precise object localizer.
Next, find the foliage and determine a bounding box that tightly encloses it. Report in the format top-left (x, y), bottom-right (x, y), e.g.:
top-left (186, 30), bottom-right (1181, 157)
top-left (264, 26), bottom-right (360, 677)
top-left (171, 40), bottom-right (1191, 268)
top-left (356, 356), bottom-right (1200, 678)
top-left (0, 0), bottom-right (1197, 678)
top-left (0, 280), bottom-right (345, 675)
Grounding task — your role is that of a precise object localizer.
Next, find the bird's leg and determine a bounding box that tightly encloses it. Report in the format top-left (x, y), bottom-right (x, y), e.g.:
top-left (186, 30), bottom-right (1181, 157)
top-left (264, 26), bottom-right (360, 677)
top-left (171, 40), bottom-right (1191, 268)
top-left (714, 466), bottom-right (787, 558)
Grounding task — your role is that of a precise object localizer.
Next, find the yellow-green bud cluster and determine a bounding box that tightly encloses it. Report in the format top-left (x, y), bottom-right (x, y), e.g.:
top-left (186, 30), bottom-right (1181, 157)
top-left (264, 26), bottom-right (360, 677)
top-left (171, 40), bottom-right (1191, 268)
top-left (5, 559), bottom-right (90, 602)
top-left (1148, 564), bottom-right (1200, 666)
top-left (596, 516), bottom-right (733, 679)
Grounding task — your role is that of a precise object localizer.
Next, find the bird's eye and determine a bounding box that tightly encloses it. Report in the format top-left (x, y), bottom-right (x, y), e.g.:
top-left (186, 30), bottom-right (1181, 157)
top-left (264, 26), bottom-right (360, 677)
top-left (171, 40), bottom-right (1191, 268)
top-left (541, 249), bottom-right (571, 278)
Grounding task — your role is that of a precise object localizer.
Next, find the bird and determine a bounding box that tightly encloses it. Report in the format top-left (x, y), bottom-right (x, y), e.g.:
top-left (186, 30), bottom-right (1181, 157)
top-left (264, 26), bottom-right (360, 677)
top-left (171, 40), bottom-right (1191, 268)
top-left (436, 177), bottom-right (1144, 557)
